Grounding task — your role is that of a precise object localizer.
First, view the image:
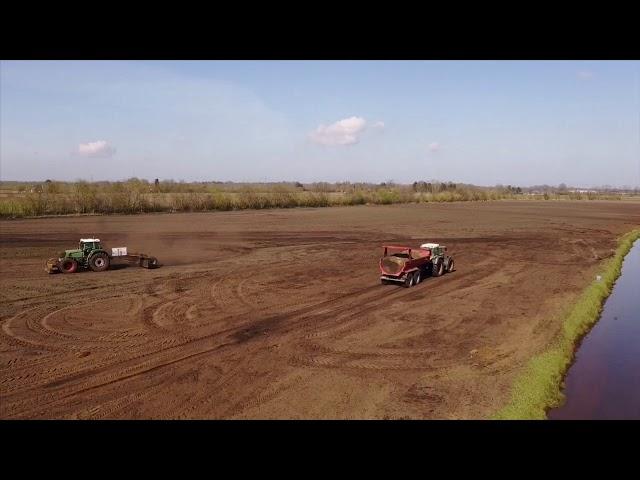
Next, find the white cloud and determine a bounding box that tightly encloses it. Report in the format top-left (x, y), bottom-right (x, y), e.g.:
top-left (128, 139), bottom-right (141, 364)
top-left (577, 70), bottom-right (593, 80)
top-left (77, 140), bottom-right (115, 157)
top-left (372, 121), bottom-right (385, 129)
top-left (428, 142), bottom-right (441, 152)
top-left (309, 116), bottom-right (368, 146)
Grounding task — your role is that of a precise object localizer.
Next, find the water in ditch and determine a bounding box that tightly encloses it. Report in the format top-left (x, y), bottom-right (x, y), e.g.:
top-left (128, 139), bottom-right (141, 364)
top-left (548, 239), bottom-right (640, 419)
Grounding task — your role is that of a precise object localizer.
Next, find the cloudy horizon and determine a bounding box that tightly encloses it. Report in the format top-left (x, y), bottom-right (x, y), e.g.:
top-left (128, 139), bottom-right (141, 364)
top-left (1, 60), bottom-right (639, 188)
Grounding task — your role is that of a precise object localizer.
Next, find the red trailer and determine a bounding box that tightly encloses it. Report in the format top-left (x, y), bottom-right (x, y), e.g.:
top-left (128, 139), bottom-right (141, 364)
top-left (379, 244), bottom-right (454, 287)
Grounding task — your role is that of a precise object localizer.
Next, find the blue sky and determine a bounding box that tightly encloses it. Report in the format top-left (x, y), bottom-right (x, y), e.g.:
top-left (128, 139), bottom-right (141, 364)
top-left (1, 60), bottom-right (638, 187)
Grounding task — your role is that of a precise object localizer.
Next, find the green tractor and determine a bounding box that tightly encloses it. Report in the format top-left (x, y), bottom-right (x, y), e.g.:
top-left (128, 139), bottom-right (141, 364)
top-left (45, 238), bottom-right (158, 274)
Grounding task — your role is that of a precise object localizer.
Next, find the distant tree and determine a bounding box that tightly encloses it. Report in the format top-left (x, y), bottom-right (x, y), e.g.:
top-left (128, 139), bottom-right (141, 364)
top-left (412, 181), bottom-right (431, 192)
top-left (44, 181), bottom-right (61, 195)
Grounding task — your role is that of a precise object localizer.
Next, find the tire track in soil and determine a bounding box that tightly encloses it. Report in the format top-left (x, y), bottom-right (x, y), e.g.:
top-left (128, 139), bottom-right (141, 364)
top-left (2, 281), bottom-right (412, 418)
top-left (290, 258), bottom-right (500, 373)
top-left (0, 232), bottom-right (604, 416)
top-left (183, 278), bottom-right (466, 417)
top-left (135, 259), bottom-right (473, 399)
top-left (39, 307), bottom-right (80, 339)
top-left (223, 372), bottom-right (309, 419)
top-left (172, 355), bottom-right (258, 419)
top-left (3, 245), bottom-right (485, 410)
top-left (1, 307), bottom-right (62, 352)
top-left (34, 296), bottom-right (146, 343)
top-left (75, 368), bottom-right (177, 420)
top-left (5, 339), bottom-right (238, 418)
top-left (14, 302), bottom-right (129, 347)
top-left (1, 299), bottom-right (182, 398)
top-left (304, 264), bottom-right (472, 345)
top-left (5, 203), bottom-right (636, 419)
top-left (169, 287), bottom-right (401, 417)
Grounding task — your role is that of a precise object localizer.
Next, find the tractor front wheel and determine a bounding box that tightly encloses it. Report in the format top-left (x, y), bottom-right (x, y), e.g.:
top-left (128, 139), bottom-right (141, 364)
top-left (446, 258), bottom-right (455, 273)
top-left (89, 252), bottom-right (110, 272)
top-left (60, 259), bottom-right (78, 274)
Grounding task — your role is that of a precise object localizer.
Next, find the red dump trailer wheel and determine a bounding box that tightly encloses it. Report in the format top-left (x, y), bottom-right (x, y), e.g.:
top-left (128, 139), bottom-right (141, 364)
top-left (60, 259), bottom-right (78, 274)
top-left (404, 272), bottom-right (414, 288)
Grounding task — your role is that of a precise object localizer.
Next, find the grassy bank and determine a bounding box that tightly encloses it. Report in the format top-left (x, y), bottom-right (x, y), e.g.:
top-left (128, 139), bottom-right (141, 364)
top-left (0, 179), bottom-right (626, 218)
top-left (493, 228), bottom-right (640, 419)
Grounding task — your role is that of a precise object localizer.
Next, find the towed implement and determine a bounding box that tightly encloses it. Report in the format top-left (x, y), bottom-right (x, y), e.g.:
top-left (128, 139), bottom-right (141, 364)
top-left (379, 243), bottom-right (454, 287)
top-left (45, 238), bottom-right (158, 274)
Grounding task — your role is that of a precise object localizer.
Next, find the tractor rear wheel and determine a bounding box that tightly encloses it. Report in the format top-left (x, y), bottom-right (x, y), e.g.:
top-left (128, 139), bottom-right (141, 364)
top-left (432, 260), bottom-right (444, 277)
top-left (89, 252), bottom-right (110, 272)
top-left (60, 259), bottom-right (78, 274)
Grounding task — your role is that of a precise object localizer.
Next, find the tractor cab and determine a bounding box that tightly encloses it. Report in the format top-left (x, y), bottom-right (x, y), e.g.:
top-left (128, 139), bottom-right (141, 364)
top-left (79, 238), bottom-right (102, 252)
top-left (420, 243), bottom-right (447, 257)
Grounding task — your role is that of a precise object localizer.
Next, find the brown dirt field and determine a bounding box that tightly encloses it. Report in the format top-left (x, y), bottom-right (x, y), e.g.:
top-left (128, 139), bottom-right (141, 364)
top-left (1, 201), bottom-right (639, 419)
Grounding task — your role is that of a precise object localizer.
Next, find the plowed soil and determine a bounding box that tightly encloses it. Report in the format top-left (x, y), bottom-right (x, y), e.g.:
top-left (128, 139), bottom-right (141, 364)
top-left (1, 201), bottom-right (639, 419)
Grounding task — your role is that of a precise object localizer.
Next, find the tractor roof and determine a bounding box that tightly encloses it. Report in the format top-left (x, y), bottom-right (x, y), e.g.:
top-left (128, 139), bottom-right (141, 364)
top-left (80, 238), bottom-right (100, 242)
top-left (420, 243), bottom-right (440, 249)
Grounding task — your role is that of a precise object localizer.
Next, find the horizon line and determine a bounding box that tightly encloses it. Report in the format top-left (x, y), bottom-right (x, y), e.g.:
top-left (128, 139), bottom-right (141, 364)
top-left (1, 178), bottom-right (638, 190)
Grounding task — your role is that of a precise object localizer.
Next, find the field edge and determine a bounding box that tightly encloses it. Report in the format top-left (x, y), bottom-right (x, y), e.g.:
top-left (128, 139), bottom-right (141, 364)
top-left (491, 227), bottom-right (640, 420)
top-left (1, 194), bottom-right (631, 220)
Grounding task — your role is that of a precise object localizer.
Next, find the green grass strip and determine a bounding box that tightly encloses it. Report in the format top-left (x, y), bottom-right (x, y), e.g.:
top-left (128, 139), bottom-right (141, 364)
top-left (493, 228), bottom-right (640, 419)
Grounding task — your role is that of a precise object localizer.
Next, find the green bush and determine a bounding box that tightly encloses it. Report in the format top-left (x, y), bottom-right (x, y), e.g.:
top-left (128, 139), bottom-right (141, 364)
top-left (0, 180), bottom-right (626, 218)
